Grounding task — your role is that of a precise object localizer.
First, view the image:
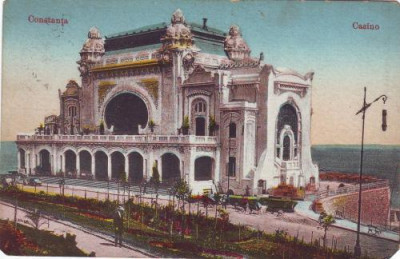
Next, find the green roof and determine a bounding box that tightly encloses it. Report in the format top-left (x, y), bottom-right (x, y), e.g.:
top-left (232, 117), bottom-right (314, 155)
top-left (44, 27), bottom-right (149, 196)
top-left (106, 22), bottom-right (168, 38)
top-left (189, 22), bottom-right (226, 37)
top-left (106, 22), bottom-right (226, 39)
top-left (104, 43), bottom-right (161, 56)
top-left (194, 38), bottom-right (225, 56)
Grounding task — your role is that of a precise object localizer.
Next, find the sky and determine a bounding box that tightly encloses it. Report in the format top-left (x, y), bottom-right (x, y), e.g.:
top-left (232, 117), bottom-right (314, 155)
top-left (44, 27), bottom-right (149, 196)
top-left (1, 0), bottom-right (400, 144)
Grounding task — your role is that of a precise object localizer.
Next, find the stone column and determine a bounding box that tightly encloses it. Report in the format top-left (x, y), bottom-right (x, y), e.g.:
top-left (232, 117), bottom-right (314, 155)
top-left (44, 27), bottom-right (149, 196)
top-left (51, 155), bottom-right (54, 175)
top-left (107, 154), bottom-right (112, 180)
top-left (124, 154), bottom-right (129, 179)
top-left (91, 153), bottom-right (95, 176)
top-left (27, 153), bottom-right (31, 174)
top-left (76, 153), bottom-right (80, 176)
top-left (62, 155), bottom-right (66, 173)
top-left (53, 152), bottom-right (58, 175)
top-left (17, 150), bottom-right (21, 170)
top-left (214, 149), bottom-right (220, 187)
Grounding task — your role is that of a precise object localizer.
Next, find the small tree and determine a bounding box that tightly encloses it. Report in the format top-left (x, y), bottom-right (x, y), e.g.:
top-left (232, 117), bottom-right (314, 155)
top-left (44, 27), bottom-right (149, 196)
top-left (214, 193), bottom-right (221, 230)
top-left (318, 212), bottom-right (335, 248)
top-left (181, 116), bottom-right (190, 135)
top-left (25, 208), bottom-right (46, 230)
top-left (38, 123), bottom-right (44, 135)
top-left (118, 171), bottom-right (127, 203)
top-left (208, 115), bottom-right (217, 136)
top-left (150, 161), bottom-right (160, 216)
top-left (99, 120), bottom-right (105, 135)
top-left (148, 119), bottom-right (156, 133)
top-left (174, 179), bottom-right (190, 238)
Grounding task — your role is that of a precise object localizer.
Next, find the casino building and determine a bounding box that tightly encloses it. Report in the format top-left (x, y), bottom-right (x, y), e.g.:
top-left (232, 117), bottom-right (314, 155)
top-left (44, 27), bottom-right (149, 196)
top-left (16, 9), bottom-right (319, 194)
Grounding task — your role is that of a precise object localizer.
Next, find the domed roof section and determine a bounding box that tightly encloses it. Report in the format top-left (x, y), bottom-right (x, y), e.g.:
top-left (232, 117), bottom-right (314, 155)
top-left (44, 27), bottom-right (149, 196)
top-left (161, 9), bottom-right (193, 50)
top-left (81, 27), bottom-right (105, 54)
top-left (63, 80), bottom-right (80, 96)
top-left (224, 25), bottom-right (251, 61)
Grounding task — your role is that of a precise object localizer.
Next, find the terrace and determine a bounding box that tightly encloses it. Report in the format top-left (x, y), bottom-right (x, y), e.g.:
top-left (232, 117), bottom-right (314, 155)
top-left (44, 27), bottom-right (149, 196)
top-left (16, 134), bottom-right (218, 146)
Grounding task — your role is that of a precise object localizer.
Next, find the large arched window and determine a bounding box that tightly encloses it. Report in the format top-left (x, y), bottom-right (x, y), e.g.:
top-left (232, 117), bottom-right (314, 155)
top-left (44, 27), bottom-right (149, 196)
top-left (276, 103), bottom-right (299, 161)
top-left (277, 104), bottom-right (298, 142)
top-left (191, 98), bottom-right (207, 136)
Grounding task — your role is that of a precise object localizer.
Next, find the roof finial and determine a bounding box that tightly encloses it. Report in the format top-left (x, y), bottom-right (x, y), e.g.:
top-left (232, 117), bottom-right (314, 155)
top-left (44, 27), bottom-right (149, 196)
top-left (171, 9), bottom-right (185, 24)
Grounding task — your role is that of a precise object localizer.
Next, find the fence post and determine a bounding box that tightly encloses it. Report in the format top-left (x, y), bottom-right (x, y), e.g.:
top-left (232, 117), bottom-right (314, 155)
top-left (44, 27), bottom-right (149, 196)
top-left (238, 222), bottom-right (241, 241)
top-left (46, 183), bottom-right (48, 194)
top-left (311, 231), bottom-right (313, 244)
top-left (84, 189), bottom-right (87, 199)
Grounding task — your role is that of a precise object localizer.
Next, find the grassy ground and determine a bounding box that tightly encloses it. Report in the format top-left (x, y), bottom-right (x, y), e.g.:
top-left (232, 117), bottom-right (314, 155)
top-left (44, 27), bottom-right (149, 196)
top-left (0, 219), bottom-right (88, 256)
top-left (0, 186), bottom-right (367, 258)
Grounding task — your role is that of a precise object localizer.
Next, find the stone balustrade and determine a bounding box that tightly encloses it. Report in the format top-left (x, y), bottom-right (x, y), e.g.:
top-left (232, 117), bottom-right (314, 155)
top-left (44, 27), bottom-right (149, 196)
top-left (16, 134), bottom-right (218, 145)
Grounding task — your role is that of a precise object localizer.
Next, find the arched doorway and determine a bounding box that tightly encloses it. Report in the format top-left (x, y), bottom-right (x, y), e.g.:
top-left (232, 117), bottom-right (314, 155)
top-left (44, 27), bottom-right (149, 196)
top-left (105, 93), bottom-right (148, 135)
top-left (277, 104), bottom-right (298, 140)
top-left (111, 152), bottom-right (125, 180)
top-left (128, 152), bottom-right (143, 183)
top-left (79, 150), bottom-right (92, 175)
top-left (161, 153), bottom-right (180, 183)
top-left (194, 156), bottom-right (214, 181)
top-left (282, 135), bottom-right (291, 161)
top-left (19, 149), bottom-right (26, 169)
top-left (95, 151), bottom-right (108, 180)
top-left (38, 150), bottom-right (51, 175)
top-left (65, 150), bottom-right (76, 174)
top-left (195, 117), bottom-right (206, 136)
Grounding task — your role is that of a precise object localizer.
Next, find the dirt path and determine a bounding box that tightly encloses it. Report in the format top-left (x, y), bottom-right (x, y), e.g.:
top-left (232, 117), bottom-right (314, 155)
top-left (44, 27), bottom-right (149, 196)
top-left (0, 201), bottom-right (152, 258)
top-left (228, 207), bottom-right (398, 258)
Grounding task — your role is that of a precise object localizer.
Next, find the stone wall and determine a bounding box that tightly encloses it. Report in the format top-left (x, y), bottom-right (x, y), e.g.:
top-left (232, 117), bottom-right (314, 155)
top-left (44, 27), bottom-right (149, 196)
top-left (321, 187), bottom-right (390, 226)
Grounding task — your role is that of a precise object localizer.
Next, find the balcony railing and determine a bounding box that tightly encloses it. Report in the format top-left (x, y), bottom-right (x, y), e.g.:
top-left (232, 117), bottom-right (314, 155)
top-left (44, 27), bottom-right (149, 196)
top-left (17, 134), bottom-right (218, 145)
top-left (274, 158), bottom-right (300, 170)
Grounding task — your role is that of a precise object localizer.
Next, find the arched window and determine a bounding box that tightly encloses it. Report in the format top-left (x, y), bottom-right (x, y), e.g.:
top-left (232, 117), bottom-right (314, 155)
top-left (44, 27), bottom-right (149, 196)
top-left (229, 123), bottom-right (236, 138)
top-left (68, 106), bottom-right (77, 117)
top-left (194, 101), bottom-right (206, 113)
top-left (192, 99), bottom-right (207, 136)
top-left (277, 104), bottom-right (298, 141)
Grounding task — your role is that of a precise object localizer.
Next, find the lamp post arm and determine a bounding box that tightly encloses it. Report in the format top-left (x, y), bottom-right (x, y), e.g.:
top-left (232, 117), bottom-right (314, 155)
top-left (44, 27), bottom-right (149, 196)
top-left (355, 94), bottom-right (388, 115)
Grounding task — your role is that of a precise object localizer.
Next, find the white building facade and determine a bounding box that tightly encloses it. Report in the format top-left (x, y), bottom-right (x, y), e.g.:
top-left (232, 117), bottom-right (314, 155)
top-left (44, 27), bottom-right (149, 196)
top-left (16, 10), bottom-right (319, 194)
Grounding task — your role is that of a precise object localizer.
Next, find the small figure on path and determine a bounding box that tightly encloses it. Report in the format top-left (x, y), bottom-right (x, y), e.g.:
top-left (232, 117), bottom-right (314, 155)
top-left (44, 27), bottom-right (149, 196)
top-left (113, 205), bottom-right (124, 247)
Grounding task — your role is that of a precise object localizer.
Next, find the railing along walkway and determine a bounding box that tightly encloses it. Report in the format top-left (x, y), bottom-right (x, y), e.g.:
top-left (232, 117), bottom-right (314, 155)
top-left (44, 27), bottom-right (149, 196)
top-left (316, 180), bottom-right (390, 199)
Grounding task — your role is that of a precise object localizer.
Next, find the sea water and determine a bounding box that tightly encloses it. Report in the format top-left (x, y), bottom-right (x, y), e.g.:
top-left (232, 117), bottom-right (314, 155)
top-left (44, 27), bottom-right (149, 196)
top-left (1, 141), bottom-right (399, 208)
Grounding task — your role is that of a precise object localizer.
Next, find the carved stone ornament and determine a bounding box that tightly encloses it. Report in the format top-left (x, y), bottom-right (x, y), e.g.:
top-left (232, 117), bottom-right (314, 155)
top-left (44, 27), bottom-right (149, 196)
top-left (224, 25), bottom-right (251, 61)
top-left (161, 9), bottom-right (193, 50)
top-left (183, 53), bottom-right (195, 72)
top-left (79, 27), bottom-right (105, 66)
top-left (274, 82), bottom-right (308, 98)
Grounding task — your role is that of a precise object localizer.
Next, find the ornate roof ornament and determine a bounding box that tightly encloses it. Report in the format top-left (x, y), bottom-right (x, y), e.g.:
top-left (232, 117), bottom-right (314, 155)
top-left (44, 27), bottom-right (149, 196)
top-left (62, 80), bottom-right (80, 96)
top-left (78, 27), bottom-right (105, 76)
top-left (81, 27), bottom-right (105, 54)
top-left (161, 9), bottom-right (193, 51)
top-left (224, 25), bottom-right (251, 61)
top-left (171, 9), bottom-right (185, 24)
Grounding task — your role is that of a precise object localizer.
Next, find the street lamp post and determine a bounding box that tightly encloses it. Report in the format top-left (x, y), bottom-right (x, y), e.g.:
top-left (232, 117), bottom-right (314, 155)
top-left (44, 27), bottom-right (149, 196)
top-left (354, 87), bottom-right (387, 257)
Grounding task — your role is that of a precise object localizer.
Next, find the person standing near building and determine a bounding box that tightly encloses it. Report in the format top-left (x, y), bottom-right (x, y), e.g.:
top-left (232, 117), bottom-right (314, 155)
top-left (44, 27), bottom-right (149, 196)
top-left (113, 205), bottom-right (124, 247)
